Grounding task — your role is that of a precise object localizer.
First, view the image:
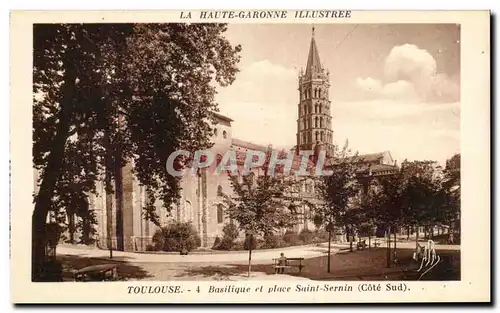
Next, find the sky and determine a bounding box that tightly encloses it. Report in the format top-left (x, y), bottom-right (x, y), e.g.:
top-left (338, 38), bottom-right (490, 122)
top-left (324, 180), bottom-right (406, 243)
top-left (215, 24), bottom-right (460, 165)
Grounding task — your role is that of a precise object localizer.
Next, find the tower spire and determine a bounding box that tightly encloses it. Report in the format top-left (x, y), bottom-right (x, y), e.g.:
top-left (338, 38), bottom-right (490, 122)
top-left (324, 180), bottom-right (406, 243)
top-left (305, 26), bottom-right (322, 77)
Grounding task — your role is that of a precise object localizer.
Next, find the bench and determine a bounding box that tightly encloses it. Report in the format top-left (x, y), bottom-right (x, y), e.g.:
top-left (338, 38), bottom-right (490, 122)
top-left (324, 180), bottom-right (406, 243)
top-left (74, 264), bottom-right (118, 282)
top-left (273, 257), bottom-right (305, 274)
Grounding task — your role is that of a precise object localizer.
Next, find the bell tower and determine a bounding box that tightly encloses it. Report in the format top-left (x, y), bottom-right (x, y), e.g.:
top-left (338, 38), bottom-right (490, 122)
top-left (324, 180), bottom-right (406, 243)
top-left (296, 26), bottom-right (334, 157)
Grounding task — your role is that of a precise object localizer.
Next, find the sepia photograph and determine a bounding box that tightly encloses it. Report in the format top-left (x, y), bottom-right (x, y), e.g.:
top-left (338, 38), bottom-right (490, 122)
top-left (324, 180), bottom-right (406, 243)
top-left (9, 9), bottom-right (490, 304)
top-left (31, 22), bottom-right (462, 283)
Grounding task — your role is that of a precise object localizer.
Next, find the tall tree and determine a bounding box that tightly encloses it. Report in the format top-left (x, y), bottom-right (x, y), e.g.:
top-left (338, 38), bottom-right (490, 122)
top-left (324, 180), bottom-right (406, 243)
top-left (32, 23), bottom-right (241, 280)
top-left (442, 154), bottom-right (460, 243)
top-left (368, 173), bottom-right (406, 267)
top-left (400, 160), bottom-right (444, 245)
top-left (314, 141), bottom-right (361, 272)
top-left (223, 148), bottom-right (303, 277)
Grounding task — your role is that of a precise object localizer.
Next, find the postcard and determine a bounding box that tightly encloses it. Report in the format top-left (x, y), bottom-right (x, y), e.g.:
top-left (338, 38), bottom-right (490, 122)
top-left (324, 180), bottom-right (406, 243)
top-left (10, 9), bottom-right (490, 303)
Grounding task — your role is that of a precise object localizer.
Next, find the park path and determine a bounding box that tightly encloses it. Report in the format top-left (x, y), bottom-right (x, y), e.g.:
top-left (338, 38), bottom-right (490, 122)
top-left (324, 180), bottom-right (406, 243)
top-left (57, 240), bottom-right (459, 264)
top-left (57, 244), bottom-right (334, 264)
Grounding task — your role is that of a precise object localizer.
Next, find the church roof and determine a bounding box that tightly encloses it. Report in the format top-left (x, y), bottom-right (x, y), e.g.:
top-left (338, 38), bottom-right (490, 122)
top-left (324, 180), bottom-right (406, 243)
top-left (225, 140), bottom-right (317, 174)
top-left (356, 163), bottom-right (399, 177)
top-left (231, 150), bottom-right (317, 175)
top-left (231, 138), bottom-right (269, 152)
top-left (357, 152), bottom-right (385, 162)
top-left (305, 27), bottom-right (323, 77)
top-left (212, 112), bottom-right (233, 123)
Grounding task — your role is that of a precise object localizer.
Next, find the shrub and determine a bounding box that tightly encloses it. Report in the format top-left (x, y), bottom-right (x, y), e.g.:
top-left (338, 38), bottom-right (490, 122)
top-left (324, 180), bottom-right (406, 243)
top-left (261, 232), bottom-right (281, 249)
top-left (299, 228), bottom-right (314, 244)
top-left (214, 222), bottom-right (240, 250)
top-left (222, 223), bottom-right (239, 241)
top-left (151, 229), bottom-right (165, 251)
top-left (231, 240), bottom-right (244, 251)
top-left (218, 237), bottom-right (235, 250)
top-left (212, 236), bottom-right (222, 250)
top-left (313, 229), bottom-right (330, 243)
top-left (151, 221), bottom-right (201, 252)
top-left (283, 230), bottom-right (300, 246)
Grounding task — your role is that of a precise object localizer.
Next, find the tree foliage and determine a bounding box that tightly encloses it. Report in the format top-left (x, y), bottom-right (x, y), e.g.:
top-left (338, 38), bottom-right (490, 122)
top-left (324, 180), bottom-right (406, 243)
top-left (32, 23), bottom-right (241, 279)
top-left (314, 141), bottom-right (361, 230)
top-left (223, 170), bottom-right (301, 236)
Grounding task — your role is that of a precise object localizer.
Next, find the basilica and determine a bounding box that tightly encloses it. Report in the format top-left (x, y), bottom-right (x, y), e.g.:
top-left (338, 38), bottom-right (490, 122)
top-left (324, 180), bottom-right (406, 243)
top-left (41, 29), bottom-right (398, 251)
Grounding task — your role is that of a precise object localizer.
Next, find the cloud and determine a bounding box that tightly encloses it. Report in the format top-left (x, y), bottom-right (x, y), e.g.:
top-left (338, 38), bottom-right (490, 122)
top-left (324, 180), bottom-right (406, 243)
top-left (356, 44), bottom-right (459, 102)
top-left (333, 100), bottom-right (460, 165)
top-left (217, 60), bottom-right (297, 105)
top-left (216, 60), bottom-right (299, 149)
top-left (215, 58), bottom-right (459, 166)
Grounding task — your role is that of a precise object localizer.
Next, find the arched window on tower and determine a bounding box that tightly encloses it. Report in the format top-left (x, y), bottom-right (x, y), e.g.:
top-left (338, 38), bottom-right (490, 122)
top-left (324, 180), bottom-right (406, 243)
top-left (217, 204), bottom-right (224, 224)
top-left (214, 128), bottom-right (218, 137)
top-left (223, 130), bottom-right (227, 139)
top-left (319, 105), bottom-right (322, 114)
top-left (320, 131), bottom-right (324, 141)
top-left (217, 185), bottom-right (223, 197)
top-left (320, 117), bottom-right (323, 128)
top-left (318, 89), bottom-right (322, 98)
top-left (315, 131), bottom-right (319, 141)
top-left (315, 116), bottom-right (319, 128)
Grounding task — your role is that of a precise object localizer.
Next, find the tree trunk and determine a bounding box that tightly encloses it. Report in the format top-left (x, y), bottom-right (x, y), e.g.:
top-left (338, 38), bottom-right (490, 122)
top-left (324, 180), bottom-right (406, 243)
top-left (104, 131), bottom-right (114, 258)
top-left (368, 235), bottom-right (371, 250)
top-left (247, 234), bottom-right (253, 278)
top-left (82, 214), bottom-right (91, 245)
top-left (393, 231), bottom-right (397, 263)
top-left (327, 229), bottom-right (332, 273)
top-left (348, 225), bottom-right (353, 252)
top-left (32, 122), bottom-right (71, 280)
top-left (415, 225), bottom-right (420, 254)
top-left (32, 47), bottom-right (78, 280)
top-left (32, 30), bottom-right (89, 280)
top-left (386, 226), bottom-right (391, 268)
top-left (407, 226), bottom-right (410, 241)
top-left (67, 212), bottom-right (75, 244)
